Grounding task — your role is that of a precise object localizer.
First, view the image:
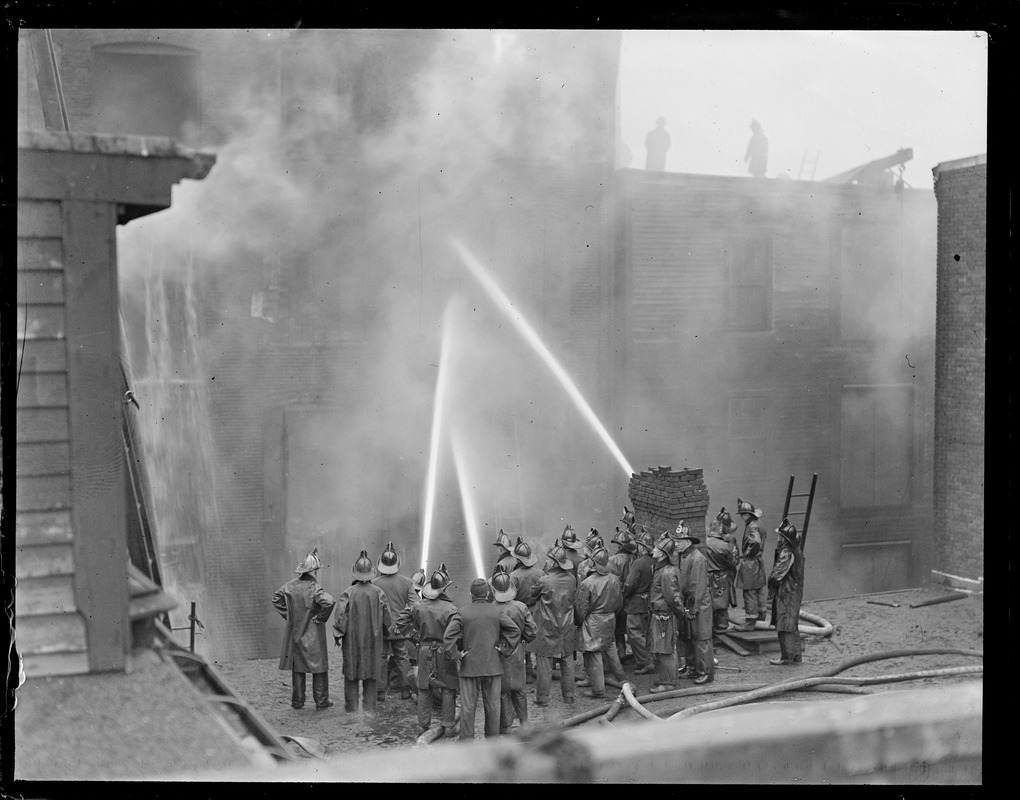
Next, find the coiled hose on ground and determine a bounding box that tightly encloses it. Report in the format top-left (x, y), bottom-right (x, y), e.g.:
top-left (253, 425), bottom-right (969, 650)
top-left (557, 647), bottom-right (983, 728)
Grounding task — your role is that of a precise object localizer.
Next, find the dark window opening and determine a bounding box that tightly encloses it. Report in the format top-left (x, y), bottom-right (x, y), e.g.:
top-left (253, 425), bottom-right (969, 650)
top-left (92, 44), bottom-right (200, 143)
top-left (727, 237), bottom-right (772, 331)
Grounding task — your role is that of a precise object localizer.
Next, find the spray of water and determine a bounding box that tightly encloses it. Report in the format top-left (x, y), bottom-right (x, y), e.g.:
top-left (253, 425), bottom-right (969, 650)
top-left (449, 236), bottom-right (636, 478)
top-left (420, 303), bottom-right (456, 573)
top-left (451, 427), bottom-right (487, 579)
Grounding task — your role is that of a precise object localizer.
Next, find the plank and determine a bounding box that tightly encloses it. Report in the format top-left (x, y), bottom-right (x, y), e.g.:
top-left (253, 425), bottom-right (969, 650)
top-left (21, 651), bottom-right (90, 679)
top-left (16, 442), bottom-right (71, 477)
top-left (715, 632), bottom-right (750, 657)
top-left (16, 575), bottom-right (78, 616)
top-left (17, 237), bottom-right (64, 271)
top-left (17, 407), bottom-right (70, 443)
top-left (15, 372), bottom-right (68, 407)
top-left (15, 338), bottom-right (67, 372)
top-left (15, 474), bottom-right (72, 511)
top-left (17, 270), bottom-right (65, 304)
top-left (16, 543), bottom-right (75, 579)
top-left (16, 613), bottom-right (88, 654)
top-left (16, 304), bottom-right (66, 340)
top-left (16, 510), bottom-right (74, 545)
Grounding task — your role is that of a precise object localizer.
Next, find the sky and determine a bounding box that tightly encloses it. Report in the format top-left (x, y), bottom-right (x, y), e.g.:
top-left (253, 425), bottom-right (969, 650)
top-left (617, 30), bottom-right (988, 189)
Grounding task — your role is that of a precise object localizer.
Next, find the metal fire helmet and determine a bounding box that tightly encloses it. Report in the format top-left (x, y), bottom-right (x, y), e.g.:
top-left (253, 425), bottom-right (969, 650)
top-left (620, 506), bottom-right (636, 528)
top-left (422, 563), bottom-right (452, 599)
top-left (584, 528), bottom-right (603, 553)
top-left (716, 507), bottom-right (738, 532)
top-left (493, 529), bottom-right (514, 552)
top-left (611, 526), bottom-right (634, 548)
top-left (492, 562), bottom-right (510, 577)
top-left (352, 549), bottom-right (377, 580)
top-left (513, 536), bottom-right (538, 567)
top-left (653, 536), bottom-right (679, 564)
top-left (378, 541), bottom-right (399, 574)
top-left (776, 518), bottom-right (799, 546)
top-left (590, 547), bottom-right (611, 573)
top-left (410, 568), bottom-right (427, 593)
top-left (490, 570), bottom-right (517, 603)
top-left (546, 540), bottom-right (572, 570)
top-left (736, 497), bottom-right (763, 518)
top-left (635, 529), bottom-right (656, 554)
top-left (674, 520), bottom-right (691, 539)
top-left (294, 547), bottom-right (321, 574)
top-left (561, 526), bottom-right (582, 550)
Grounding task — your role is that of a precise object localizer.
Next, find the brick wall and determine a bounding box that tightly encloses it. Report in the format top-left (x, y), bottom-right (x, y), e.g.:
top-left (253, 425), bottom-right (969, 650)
top-left (628, 466), bottom-right (709, 540)
top-left (932, 156), bottom-right (986, 585)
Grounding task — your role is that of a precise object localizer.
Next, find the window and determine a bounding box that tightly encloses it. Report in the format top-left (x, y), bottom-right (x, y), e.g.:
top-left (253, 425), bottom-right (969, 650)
top-left (92, 43), bottom-right (200, 142)
top-left (839, 384), bottom-right (914, 508)
top-left (839, 223), bottom-right (904, 341)
top-left (728, 393), bottom-right (768, 477)
top-left (726, 237), bottom-right (772, 331)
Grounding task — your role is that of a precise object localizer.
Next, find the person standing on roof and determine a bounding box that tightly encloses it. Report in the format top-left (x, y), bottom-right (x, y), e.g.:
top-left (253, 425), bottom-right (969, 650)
top-left (374, 541), bottom-right (417, 703)
top-left (745, 119), bottom-right (768, 178)
top-left (332, 550), bottom-right (391, 713)
top-left (645, 116), bottom-right (671, 171)
top-left (272, 547), bottom-right (337, 710)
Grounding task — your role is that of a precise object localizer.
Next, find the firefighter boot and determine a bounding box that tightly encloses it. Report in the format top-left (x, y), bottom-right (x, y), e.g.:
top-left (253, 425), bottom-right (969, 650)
top-left (291, 671), bottom-right (306, 709)
top-left (313, 672), bottom-right (333, 709)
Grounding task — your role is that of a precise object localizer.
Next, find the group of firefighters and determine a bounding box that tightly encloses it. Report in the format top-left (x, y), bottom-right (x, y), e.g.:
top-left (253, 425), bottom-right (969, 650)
top-left (271, 499), bottom-right (805, 741)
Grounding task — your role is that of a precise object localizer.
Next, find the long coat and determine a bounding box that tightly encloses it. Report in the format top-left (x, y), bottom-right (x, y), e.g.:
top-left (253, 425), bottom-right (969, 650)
top-left (497, 599), bottom-right (537, 691)
top-left (648, 561), bottom-right (682, 655)
top-left (332, 580), bottom-right (391, 681)
top-left (622, 553), bottom-right (654, 614)
top-left (700, 536), bottom-right (738, 611)
top-left (443, 598), bottom-right (521, 678)
top-left (393, 595), bottom-right (459, 690)
top-left (679, 547), bottom-right (714, 641)
top-left (608, 550), bottom-right (634, 637)
top-left (524, 566), bottom-right (576, 657)
top-left (574, 571), bottom-right (623, 652)
top-left (374, 573), bottom-right (417, 641)
top-left (510, 563), bottom-right (543, 604)
top-left (272, 576), bottom-right (336, 674)
top-left (737, 519), bottom-right (767, 590)
top-left (769, 538), bottom-right (805, 632)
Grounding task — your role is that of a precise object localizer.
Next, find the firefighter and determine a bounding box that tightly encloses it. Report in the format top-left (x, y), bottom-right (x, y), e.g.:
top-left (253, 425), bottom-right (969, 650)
top-left (609, 526), bottom-right (637, 664)
top-left (716, 507), bottom-right (740, 611)
top-left (523, 539), bottom-right (578, 706)
top-left (491, 570), bottom-right (537, 733)
top-left (623, 528), bottom-right (656, 675)
top-left (332, 550), bottom-right (391, 713)
top-left (768, 518), bottom-right (805, 666)
top-left (733, 497), bottom-right (768, 631)
top-left (444, 578), bottom-right (521, 740)
top-left (393, 563), bottom-right (459, 737)
top-left (647, 535), bottom-right (683, 693)
top-left (510, 537), bottom-right (542, 681)
top-left (410, 567), bottom-right (427, 599)
top-left (492, 528), bottom-right (518, 575)
top-left (576, 528), bottom-right (604, 582)
top-left (574, 546), bottom-right (626, 698)
top-left (271, 547), bottom-right (337, 710)
top-left (677, 524), bottom-right (715, 684)
top-left (560, 525), bottom-right (585, 576)
top-left (620, 506), bottom-right (637, 533)
top-left (701, 519), bottom-right (739, 633)
top-left (374, 541), bottom-right (417, 702)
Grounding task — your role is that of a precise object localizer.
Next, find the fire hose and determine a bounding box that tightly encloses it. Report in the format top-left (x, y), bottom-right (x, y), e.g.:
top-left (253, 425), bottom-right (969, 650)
top-left (747, 609), bottom-right (833, 636)
top-left (416, 707), bottom-right (461, 746)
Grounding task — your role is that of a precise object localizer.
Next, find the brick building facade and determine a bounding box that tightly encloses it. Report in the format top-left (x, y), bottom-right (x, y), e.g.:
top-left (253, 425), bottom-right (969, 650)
top-left (931, 155), bottom-right (986, 591)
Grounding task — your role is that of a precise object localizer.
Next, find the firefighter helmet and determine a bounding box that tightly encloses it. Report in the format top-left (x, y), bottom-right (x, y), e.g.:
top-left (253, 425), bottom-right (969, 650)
top-left (294, 547), bottom-right (321, 574)
top-left (546, 540), bottom-right (573, 571)
top-left (635, 529), bottom-right (656, 554)
top-left (377, 541), bottom-right (399, 575)
top-left (611, 526), bottom-right (636, 551)
top-left (620, 506), bottom-right (636, 528)
top-left (422, 563), bottom-right (452, 599)
top-left (716, 507), bottom-right (738, 533)
top-left (410, 567), bottom-right (427, 594)
top-left (352, 549), bottom-right (376, 581)
top-left (493, 529), bottom-right (514, 552)
top-left (513, 536), bottom-right (538, 568)
top-left (674, 520), bottom-right (691, 540)
top-left (653, 536), bottom-right (679, 565)
top-left (490, 570), bottom-right (517, 603)
top-left (590, 546), bottom-right (611, 575)
top-left (736, 497), bottom-right (763, 519)
top-left (561, 525), bottom-right (582, 550)
top-left (776, 518), bottom-right (799, 546)
top-left (584, 528), bottom-right (604, 553)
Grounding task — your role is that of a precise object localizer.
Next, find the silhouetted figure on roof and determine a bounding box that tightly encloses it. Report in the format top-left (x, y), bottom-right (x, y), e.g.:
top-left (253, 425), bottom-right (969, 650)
top-left (644, 117), bottom-right (671, 172)
top-left (745, 119), bottom-right (768, 178)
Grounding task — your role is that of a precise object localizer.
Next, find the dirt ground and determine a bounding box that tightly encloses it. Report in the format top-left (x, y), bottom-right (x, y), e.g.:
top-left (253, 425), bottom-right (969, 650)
top-left (213, 586), bottom-right (983, 761)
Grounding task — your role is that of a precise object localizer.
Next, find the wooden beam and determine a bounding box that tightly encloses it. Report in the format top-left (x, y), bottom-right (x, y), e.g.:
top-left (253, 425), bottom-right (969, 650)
top-left (62, 198), bottom-right (127, 673)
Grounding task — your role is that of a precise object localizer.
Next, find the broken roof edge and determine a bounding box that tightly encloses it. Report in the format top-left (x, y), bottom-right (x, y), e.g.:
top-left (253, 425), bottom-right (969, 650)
top-left (932, 153), bottom-right (987, 178)
top-left (17, 129), bottom-right (216, 180)
top-left (821, 147), bottom-right (914, 184)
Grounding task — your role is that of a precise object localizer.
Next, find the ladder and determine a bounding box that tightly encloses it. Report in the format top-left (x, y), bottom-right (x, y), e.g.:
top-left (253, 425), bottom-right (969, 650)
top-left (780, 473), bottom-right (818, 552)
top-left (797, 150), bottom-right (821, 181)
